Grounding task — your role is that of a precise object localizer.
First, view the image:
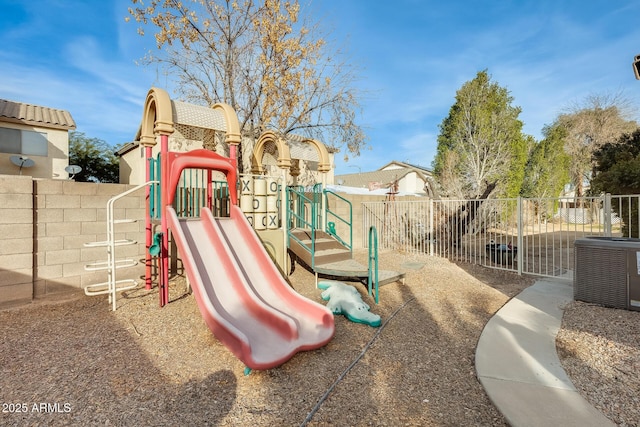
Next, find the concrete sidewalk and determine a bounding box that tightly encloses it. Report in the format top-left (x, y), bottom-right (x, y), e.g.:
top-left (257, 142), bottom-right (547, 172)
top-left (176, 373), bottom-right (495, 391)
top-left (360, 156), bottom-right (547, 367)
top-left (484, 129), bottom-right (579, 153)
top-left (475, 277), bottom-right (615, 427)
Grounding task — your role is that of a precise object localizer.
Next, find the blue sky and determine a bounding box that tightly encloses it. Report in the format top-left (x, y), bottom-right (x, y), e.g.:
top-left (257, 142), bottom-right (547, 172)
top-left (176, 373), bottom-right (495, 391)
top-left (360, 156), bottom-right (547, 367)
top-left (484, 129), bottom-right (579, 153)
top-left (1, 1), bottom-right (639, 175)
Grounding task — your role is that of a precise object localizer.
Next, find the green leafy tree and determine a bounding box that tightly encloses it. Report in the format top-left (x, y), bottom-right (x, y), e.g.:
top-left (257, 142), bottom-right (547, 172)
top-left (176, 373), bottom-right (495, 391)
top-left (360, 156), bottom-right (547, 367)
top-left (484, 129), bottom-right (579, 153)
top-left (591, 129), bottom-right (640, 195)
top-left (591, 129), bottom-right (640, 236)
top-left (126, 0), bottom-right (366, 169)
top-left (521, 124), bottom-right (571, 199)
top-left (68, 131), bottom-right (119, 183)
top-left (506, 133), bottom-right (533, 198)
top-left (433, 70), bottom-right (529, 198)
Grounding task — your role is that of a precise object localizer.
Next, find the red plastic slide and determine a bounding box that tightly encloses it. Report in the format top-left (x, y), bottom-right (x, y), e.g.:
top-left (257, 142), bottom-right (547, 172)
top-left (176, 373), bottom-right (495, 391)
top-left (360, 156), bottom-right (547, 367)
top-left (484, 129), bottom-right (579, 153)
top-left (167, 205), bottom-right (335, 370)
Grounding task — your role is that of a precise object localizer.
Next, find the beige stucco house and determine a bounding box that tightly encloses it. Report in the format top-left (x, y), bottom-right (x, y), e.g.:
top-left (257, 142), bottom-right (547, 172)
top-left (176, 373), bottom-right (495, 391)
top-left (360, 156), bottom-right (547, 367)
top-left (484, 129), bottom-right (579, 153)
top-left (0, 99), bottom-right (76, 179)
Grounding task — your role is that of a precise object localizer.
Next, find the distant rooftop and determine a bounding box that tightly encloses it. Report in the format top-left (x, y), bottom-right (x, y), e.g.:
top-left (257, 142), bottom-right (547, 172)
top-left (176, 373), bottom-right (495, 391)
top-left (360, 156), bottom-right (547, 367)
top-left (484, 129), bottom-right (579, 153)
top-left (334, 168), bottom-right (411, 188)
top-left (379, 160), bottom-right (432, 173)
top-left (335, 160), bottom-right (433, 188)
top-left (404, 161), bottom-right (431, 172)
top-left (0, 99), bottom-right (76, 130)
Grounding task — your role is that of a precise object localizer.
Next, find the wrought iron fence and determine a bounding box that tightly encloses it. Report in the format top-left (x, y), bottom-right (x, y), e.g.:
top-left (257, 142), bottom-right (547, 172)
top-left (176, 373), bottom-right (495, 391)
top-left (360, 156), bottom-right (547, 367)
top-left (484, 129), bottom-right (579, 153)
top-left (362, 194), bottom-right (640, 278)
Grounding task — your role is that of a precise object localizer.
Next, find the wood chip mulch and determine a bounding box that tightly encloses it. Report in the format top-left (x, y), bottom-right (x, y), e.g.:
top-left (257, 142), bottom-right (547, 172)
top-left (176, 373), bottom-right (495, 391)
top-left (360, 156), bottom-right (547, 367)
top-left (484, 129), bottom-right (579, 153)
top-left (14, 249), bottom-right (633, 426)
top-left (557, 301), bottom-right (640, 427)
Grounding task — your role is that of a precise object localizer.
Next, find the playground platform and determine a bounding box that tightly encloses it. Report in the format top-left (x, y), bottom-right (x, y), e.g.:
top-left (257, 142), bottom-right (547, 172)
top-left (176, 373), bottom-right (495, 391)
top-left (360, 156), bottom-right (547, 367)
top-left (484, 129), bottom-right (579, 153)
top-left (314, 258), bottom-right (405, 286)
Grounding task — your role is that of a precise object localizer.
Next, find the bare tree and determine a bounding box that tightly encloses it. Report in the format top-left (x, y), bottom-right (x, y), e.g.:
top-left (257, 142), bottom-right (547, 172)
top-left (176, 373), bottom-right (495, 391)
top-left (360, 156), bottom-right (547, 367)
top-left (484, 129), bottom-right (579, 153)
top-left (126, 0), bottom-right (366, 169)
top-left (556, 92), bottom-right (637, 197)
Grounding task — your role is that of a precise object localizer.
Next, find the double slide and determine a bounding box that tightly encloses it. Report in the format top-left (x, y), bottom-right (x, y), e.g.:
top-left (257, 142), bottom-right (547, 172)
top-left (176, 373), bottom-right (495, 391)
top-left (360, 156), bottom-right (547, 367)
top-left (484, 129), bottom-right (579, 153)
top-left (167, 204), bottom-right (335, 370)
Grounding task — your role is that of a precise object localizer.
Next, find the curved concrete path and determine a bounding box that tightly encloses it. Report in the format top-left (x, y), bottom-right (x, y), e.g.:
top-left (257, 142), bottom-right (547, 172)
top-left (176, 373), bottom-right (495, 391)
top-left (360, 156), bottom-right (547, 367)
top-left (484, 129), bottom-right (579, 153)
top-left (476, 276), bottom-right (615, 427)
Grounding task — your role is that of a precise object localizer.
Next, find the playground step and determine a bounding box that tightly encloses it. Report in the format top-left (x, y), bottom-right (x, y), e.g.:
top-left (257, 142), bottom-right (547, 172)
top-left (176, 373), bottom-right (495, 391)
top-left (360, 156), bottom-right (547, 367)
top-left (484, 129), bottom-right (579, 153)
top-left (376, 270), bottom-right (406, 286)
top-left (314, 247), bottom-right (352, 265)
top-left (84, 279), bottom-right (138, 296)
top-left (295, 237), bottom-right (346, 251)
top-left (289, 228), bottom-right (350, 251)
top-left (289, 245), bottom-right (351, 270)
top-left (84, 258), bottom-right (138, 271)
top-left (84, 239), bottom-right (137, 248)
top-left (289, 228), bottom-right (352, 269)
top-left (114, 219), bottom-right (137, 224)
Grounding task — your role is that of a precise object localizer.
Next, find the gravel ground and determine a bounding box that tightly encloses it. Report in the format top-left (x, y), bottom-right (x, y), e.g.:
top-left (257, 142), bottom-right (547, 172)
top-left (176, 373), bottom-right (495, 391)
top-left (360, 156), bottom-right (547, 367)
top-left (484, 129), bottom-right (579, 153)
top-left (0, 249), bottom-right (634, 426)
top-left (556, 301), bottom-right (640, 427)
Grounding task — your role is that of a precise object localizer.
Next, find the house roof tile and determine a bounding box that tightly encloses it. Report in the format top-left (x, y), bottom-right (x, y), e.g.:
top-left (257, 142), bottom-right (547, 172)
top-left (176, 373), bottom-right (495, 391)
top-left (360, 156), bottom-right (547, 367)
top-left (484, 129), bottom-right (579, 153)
top-left (0, 99), bottom-right (76, 130)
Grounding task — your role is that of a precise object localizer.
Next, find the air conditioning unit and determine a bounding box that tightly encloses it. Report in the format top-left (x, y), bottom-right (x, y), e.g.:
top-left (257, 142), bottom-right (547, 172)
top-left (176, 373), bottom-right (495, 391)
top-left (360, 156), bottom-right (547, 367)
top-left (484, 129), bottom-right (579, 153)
top-left (574, 237), bottom-right (640, 311)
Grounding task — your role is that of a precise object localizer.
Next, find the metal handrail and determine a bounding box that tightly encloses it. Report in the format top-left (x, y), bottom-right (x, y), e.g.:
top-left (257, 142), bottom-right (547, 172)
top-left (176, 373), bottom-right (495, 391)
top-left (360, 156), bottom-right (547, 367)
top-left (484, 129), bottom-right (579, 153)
top-left (287, 186), bottom-right (317, 268)
top-left (286, 187), bottom-right (354, 272)
top-left (324, 190), bottom-right (353, 253)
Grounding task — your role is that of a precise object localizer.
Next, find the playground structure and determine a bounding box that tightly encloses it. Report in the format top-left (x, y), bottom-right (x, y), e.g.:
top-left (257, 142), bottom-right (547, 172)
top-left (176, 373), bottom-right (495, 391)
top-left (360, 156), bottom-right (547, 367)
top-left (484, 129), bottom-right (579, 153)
top-left (83, 88), bottom-right (336, 370)
top-left (84, 87), bottom-right (405, 368)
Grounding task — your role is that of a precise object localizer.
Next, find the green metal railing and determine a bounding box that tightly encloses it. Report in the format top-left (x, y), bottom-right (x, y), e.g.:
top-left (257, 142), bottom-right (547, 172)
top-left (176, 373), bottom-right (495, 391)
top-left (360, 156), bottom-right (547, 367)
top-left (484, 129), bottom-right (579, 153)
top-left (148, 153), bottom-right (162, 220)
top-left (324, 190), bottom-right (353, 254)
top-left (147, 154), bottom-right (230, 220)
top-left (287, 186), bottom-right (317, 268)
top-left (289, 185), bottom-right (306, 228)
top-left (368, 225), bottom-right (379, 304)
top-left (286, 186), bottom-right (354, 271)
top-left (313, 182), bottom-right (323, 227)
top-left (175, 174), bottom-right (229, 218)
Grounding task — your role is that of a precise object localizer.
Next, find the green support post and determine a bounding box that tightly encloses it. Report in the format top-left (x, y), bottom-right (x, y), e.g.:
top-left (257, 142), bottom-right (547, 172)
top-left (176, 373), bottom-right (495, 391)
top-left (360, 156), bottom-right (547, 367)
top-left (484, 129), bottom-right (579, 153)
top-left (368, 226), bottom-right (379, 304)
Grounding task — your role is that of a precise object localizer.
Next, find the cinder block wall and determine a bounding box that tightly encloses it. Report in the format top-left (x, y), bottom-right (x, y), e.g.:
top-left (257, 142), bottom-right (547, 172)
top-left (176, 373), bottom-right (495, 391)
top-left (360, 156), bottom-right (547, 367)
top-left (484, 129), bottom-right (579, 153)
top-left (0, 175), bottom-right (34, 307)
top-left (0, 175), bottom-right (147, 308)
top-left (33, 179), bottom-right (147, 301)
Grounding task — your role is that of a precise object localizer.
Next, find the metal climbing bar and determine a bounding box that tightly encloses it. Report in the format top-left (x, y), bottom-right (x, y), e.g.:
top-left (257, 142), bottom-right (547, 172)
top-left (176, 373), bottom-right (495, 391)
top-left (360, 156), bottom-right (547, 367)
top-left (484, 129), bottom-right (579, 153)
top-left (85, 181), bottom-right (158, 311)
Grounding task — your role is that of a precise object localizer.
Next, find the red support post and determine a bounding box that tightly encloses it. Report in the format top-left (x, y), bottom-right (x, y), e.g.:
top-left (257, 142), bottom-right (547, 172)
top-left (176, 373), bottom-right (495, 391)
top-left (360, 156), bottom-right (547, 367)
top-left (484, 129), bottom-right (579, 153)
top-left (160, 135), bottom-right (170, 307)
top-left (207, 169), bottom-right (213, 211)
top-left (230, 144), bottom-right (237, 171)
top-left (145, 145), bottom-right (153, 290)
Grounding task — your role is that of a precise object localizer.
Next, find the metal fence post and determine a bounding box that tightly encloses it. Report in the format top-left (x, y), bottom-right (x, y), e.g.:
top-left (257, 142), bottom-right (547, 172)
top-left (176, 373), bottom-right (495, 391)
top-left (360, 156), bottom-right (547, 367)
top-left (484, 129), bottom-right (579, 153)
top-left (517, 196), bottom-right (523, 275)
top-left (429, 198), bottom-right (434, 256)
top-left (604, 193), bottom-right (612, 237)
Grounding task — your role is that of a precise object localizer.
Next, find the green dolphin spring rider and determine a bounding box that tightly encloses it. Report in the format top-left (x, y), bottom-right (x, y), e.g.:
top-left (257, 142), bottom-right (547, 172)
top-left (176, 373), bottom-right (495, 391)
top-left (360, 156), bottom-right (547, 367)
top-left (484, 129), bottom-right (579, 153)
top-left (318, 281), bottom-right (381, 327)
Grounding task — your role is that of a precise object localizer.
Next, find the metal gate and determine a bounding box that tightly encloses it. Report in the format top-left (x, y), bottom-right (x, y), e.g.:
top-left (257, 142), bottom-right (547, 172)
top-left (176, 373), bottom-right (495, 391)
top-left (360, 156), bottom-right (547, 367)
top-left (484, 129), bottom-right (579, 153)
top-left (362, 194), bottom-right (639, 278)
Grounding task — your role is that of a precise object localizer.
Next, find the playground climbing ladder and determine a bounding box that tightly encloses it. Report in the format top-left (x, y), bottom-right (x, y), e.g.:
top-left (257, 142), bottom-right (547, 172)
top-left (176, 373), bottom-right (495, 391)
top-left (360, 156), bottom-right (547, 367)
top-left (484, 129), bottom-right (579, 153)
top-left (83, 181), bottom-right (158, 311)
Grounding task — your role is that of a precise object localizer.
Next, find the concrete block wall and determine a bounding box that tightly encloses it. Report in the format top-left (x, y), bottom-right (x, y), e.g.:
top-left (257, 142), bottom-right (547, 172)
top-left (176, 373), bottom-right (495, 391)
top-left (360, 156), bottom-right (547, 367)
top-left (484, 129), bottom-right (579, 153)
top-left (0, 175), bottom-right (34, 307)
top-left (33, 180), bottom-right (147, 300)
top-left (0, 175), bottom-right (147, 308)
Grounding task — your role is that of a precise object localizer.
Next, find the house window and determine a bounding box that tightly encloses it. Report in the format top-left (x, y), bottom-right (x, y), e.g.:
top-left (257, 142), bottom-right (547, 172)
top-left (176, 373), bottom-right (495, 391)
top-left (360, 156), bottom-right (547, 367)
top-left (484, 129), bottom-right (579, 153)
top-left (0, 128), bottom-right (48, 156)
